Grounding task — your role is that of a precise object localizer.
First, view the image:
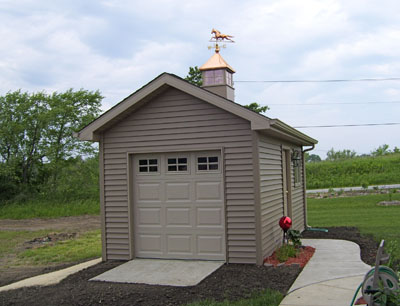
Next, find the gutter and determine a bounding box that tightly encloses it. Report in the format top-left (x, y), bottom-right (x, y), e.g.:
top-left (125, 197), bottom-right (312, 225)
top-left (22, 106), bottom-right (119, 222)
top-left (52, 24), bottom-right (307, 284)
top-left (270, 119), bottom-right (318, 145)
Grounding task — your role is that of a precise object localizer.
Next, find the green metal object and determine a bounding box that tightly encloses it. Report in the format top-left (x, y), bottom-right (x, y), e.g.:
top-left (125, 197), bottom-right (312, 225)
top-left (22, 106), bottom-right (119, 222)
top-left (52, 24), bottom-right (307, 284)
top-left (306, 227), bottom-right (329, 233)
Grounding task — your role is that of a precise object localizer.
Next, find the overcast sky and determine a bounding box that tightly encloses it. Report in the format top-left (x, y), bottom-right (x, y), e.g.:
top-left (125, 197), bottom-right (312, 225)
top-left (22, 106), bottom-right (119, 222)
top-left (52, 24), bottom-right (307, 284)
top-left (1, 0), bottom-right (400, 158)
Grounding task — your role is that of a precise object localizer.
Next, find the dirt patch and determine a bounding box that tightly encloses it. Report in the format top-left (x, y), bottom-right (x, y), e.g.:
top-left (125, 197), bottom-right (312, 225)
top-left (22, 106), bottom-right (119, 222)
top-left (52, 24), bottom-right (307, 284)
top-left (0, 227), bottom-right (379, 306)
top-left (0, 215), bottom-right (100, 232)
top-left (0, 262), bottom-right (300, 306)
top-left (23, 232), bottom-right (78, 249)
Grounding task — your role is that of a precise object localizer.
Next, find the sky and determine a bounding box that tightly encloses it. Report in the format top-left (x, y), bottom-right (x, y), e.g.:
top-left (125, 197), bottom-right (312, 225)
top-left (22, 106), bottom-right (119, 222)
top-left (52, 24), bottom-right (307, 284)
top-left (1, 0), bottom-right (400, 158)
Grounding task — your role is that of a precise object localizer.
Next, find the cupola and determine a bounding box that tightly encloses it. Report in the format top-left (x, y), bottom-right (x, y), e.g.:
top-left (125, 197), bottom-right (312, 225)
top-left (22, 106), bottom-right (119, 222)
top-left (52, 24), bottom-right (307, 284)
top-left (199, 45), bottom-right (235, 101)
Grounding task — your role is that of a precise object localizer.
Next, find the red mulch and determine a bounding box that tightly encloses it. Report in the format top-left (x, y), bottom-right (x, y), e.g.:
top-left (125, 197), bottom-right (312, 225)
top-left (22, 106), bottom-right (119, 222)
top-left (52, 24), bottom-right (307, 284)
top-left (263, 246), bottom-right (316, 267)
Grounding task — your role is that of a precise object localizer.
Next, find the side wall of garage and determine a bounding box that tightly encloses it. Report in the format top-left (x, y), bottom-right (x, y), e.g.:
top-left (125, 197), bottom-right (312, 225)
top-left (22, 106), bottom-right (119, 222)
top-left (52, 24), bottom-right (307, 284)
top-left (101, 87), bottom-right (257, 263)
top-left (257, 134), bottom-right (305, 259)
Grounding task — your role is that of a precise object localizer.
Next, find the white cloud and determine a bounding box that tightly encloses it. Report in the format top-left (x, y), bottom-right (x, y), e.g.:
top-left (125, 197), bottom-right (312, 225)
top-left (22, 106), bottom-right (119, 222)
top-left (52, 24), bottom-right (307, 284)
top-left (1, 0), bottom-right (400, 157)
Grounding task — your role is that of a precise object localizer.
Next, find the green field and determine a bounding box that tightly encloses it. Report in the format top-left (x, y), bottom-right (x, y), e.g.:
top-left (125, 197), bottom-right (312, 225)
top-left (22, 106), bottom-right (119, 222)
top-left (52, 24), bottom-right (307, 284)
top-left (306, 153), bottom-right (400, 189)
top-left (307, 193), bottom-right (400, 268)
top-left (0, 199), bottom-right (99, 219)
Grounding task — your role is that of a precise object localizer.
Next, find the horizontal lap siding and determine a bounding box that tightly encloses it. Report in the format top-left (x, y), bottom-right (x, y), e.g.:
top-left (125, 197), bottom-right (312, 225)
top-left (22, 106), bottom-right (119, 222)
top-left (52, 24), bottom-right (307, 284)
top-left (102, 88), bottom-right (256, 263)
top-left (291, 153), bottom-right (305, 232)
top-left (258, 136), bottom-right (284, 259)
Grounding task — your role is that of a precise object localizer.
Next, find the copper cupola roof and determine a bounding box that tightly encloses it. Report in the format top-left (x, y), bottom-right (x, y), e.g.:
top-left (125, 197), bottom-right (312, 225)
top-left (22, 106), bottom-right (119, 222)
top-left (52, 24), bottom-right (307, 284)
top-left (199, 52), bottom-right (235, 73)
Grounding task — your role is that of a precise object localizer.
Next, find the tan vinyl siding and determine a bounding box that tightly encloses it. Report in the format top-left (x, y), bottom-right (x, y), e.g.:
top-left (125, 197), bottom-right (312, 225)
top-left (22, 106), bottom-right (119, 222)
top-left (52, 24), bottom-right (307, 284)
top-left (291, 153), bottom-right (305, 232)
top-left (102, 88), bottom-right (256, 263)
top-left (257, 135), bottom-right (284, 259)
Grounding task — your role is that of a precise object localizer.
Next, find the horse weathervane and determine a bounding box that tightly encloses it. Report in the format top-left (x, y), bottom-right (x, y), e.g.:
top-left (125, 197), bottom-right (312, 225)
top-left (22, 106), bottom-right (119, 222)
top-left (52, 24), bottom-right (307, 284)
top-left (208, 28), bottom-right (235, 53)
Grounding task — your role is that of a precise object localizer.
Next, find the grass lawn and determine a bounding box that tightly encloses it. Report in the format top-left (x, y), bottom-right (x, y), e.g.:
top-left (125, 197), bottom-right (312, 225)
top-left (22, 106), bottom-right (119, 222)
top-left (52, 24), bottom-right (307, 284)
top-left (0, 230), bottom-right (49, 258)
top-left (308, 192), bottom-right (400, 268)
top-left (307, 193), bottom-right (400, 243)
top-left (0, 199), bottom-right (99, 219)
top-left (0, 230), bottom-right (101, 267)
top-left (17, 230), bottom-right (101, 264)
top-left (187, 289), bottom-right (283, 306)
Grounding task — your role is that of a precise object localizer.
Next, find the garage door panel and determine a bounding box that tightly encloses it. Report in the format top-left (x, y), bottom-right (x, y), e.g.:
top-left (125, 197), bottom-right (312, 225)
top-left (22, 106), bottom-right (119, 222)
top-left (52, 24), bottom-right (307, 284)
top-left (137, 208), bottom-right (162, 226)
top-left (197, 208), bottom-right (224, 227)
top-left (197, 235), bottom-right (224, 255)
top-left (137, 234), bottom-right (163, 254)
top-left (166, 208), bottom-right (191, 227)
top-left (165, 182), bottom-right (191, 201)
top-left (137, 183), bottom-right (162, 201)
top-left (134, 151), bottom-right (225, 260)
top-left (167, 235), bottom-right (193, 254)
top-left (195, 182), bottom-right (222, 201)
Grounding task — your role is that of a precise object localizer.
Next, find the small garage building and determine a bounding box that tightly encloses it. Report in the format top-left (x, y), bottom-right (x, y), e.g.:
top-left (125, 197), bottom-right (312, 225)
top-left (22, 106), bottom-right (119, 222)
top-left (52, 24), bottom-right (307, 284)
top-left (76, 51), bottom-right (317, 265)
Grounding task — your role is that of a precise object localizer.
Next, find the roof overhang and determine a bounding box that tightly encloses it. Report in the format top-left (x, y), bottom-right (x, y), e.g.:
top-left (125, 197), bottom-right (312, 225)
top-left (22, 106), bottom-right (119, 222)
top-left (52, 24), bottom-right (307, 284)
top-left (75, 73), bottom-right (317, 147)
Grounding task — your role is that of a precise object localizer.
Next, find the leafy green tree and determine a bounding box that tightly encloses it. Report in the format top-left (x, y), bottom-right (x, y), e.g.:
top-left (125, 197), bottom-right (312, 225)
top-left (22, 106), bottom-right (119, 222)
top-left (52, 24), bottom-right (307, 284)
top-left (244, 102), bottom-right (269, 114)
top-left (326, 148), bottom-right (357, 161)
top-left (185, 66), bottom-right (202, 86)
top-left (305, 153), bottom-right (322, 163)
top-left (371, 144), bottom-right (391, 157)
top-left (0, 89), bottom-right (102, 201)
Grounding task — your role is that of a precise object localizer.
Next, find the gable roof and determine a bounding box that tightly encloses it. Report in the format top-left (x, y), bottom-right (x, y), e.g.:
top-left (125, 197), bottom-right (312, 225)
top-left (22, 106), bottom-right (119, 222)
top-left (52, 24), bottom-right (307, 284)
top-left (75, 73), bottom-right (317, 146)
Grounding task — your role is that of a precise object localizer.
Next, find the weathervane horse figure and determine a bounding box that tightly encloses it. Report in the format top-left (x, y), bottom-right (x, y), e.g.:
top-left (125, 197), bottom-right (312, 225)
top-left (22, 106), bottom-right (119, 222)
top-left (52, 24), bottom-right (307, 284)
top-left (211, 29), bottom-right (235, 42)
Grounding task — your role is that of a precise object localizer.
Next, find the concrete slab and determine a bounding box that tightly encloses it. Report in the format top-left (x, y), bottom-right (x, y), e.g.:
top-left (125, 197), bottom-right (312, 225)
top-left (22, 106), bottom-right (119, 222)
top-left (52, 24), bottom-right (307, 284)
top-left (90, 259), bottom-right (224, 287)
top-left (280, 276), bottom-right (364, 306)
top-left (288, 239), bottom-right (370, 292)
top-left (0, 258), bottom-right (102, 292)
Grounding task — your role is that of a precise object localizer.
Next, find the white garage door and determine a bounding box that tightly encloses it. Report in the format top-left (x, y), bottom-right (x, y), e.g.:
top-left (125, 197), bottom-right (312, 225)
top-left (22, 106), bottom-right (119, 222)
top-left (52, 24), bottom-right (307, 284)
top-left (133, 151), bottom-right (226, 260)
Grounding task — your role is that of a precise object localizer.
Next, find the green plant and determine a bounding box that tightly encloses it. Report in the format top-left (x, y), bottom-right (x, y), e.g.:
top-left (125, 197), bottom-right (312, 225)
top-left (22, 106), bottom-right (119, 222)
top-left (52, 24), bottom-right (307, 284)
top-left (388, 189), bottom-right (397, 202)
top-left (306, 153), bottom-right (400, 190)
top-left (373, 281), bottom-right (400, 306)
top-left (186, 289), bottom-right (283, 306)
top-left (287, 229), bottom-right (302, 247)
top-left (361, 182), bottom-right (369, 190)
top-left (386, 240), bottom-right (400, 271)
top-left (276, 244), bottom-right (298, 262)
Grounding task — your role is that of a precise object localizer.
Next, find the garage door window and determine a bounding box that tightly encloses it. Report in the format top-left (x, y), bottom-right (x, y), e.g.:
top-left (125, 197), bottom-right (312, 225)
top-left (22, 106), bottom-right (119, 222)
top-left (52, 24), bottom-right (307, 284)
top-left (197, 156), bottom-right (219, 171)
top-left (138, 158), bottom-right (159, 173)
top-left (167, 157), bottom-right (188, 172)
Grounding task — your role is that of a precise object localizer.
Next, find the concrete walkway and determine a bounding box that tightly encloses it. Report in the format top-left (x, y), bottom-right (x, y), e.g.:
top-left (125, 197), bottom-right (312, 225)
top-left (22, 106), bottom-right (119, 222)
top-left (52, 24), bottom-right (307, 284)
top-left (280, 239), bottom-right (371, 306)
top-left (90, 259), bottom-right (224, 286)
top-left (0, 258), bottom-right (101, 292)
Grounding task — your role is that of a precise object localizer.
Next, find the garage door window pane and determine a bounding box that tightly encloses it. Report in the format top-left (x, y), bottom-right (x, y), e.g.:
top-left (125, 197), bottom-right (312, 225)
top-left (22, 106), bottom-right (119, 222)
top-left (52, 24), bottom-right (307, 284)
top-left (138, 159), bottom-right (158, 173)
top-left (168, 165), bottom-right (177, 171)
top-left (167, 157), bottom-right (188, 172)
top-left (197, 156), bottom-right (219, 171)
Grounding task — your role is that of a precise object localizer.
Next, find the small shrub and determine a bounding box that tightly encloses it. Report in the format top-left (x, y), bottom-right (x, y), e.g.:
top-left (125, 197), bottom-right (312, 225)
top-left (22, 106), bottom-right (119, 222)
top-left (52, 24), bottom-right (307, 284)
top-left (287, 229), bottom-right (302, 247)
top-left (276, 244), bottom-right (298, 262)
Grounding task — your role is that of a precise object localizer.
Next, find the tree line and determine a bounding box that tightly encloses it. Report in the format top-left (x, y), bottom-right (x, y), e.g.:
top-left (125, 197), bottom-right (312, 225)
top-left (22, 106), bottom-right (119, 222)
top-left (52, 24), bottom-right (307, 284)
top-left (0, 89), bottom-right (102, 203)
top-left (306, 144), bottom-right (400, 163)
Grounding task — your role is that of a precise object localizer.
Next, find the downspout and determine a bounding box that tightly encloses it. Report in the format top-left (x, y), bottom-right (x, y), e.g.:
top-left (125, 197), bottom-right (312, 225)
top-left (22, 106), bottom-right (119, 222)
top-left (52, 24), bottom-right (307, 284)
top-left (301, 145), bottom-right (315, 230)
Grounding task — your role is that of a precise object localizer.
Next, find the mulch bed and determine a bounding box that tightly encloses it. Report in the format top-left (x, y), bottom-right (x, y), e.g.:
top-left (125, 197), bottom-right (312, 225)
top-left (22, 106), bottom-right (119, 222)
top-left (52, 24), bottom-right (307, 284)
top-left (264, 246), bottom-right (316, 268)
top-left (0, 226), bottom-right (378, 306)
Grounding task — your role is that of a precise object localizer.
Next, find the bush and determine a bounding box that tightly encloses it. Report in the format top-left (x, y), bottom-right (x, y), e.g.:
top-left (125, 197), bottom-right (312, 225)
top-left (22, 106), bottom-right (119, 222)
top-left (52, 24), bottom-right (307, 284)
top-left (276, 245), bottom-right (298, 262)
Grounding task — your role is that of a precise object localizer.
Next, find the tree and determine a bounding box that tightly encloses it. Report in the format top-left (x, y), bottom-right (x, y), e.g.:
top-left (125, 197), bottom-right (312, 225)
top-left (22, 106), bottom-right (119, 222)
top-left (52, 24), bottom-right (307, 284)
top-left (371, 144), bottom-right (391, 157)
top-left (185, 66), bottom-right (202, 86)
top-left (326, 148), bottom-right (357, 161)
top-left (244, 102), bottom-right (269, 114)
top-left (305, 153), bottom-right (322, 163)
top-left (0, 89), bottom-right (102, 200)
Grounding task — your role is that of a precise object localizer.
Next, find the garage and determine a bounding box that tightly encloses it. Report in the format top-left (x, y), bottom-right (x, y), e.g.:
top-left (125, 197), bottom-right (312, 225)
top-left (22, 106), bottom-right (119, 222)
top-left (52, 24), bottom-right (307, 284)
top-left (133, 151), bottom-right (226, 260)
